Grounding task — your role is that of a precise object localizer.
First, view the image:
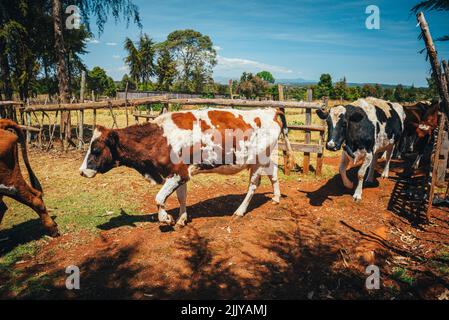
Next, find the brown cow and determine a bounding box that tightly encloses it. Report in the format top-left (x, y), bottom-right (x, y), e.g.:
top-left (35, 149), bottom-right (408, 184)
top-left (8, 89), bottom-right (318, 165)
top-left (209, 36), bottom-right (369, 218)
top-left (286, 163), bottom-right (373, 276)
top-left (79, 108), bottom-right (294, 226)
top-left (0, 119), bottom-right (59, 236)
top-left (398, 101), bottom-right (439, 169)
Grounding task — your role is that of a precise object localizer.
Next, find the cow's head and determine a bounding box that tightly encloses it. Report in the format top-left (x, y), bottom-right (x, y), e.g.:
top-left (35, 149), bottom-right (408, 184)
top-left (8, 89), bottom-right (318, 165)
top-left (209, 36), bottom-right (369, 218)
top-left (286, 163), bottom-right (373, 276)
top-left (317, 105), bottom-right (347, 151)
top-left (79, 126), bottom-right (119, 178)
top-left (413, 101), bottom-right (439, 139)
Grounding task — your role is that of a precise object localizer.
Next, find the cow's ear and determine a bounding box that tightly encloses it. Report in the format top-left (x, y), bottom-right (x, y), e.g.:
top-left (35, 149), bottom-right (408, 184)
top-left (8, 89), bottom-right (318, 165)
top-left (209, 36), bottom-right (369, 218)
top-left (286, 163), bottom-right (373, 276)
top-left (316, 108), bottom-right (329, 120)
top-left (105, 130), bottom-right (118, 147)
top-left (348, 111), bottom-right (364, 123)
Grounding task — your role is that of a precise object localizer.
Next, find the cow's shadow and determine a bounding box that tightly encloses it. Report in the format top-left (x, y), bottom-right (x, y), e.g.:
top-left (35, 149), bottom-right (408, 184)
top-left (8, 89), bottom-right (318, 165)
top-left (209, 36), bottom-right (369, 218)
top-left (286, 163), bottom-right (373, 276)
top-left (97, 192), bottom-right (272, 231)
top-left (301, 167), bottom-right (380, 206)
top-left (0, 217), bottom-right (56, 257)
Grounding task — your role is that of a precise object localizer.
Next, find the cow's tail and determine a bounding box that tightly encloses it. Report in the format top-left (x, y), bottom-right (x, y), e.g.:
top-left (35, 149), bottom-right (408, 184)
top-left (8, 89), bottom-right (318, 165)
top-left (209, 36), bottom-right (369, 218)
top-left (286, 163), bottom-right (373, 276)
top-left (0, 119), bottom-right (43, 192)
top-left (276, 110), bottom-right (295, 172)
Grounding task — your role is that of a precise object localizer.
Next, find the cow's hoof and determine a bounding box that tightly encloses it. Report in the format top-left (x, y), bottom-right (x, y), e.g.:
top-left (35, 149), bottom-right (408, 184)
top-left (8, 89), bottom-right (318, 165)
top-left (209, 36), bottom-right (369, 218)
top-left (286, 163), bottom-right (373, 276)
top-left (353, 196), bottom-right (362, 202)
top-left (176, 213), bottom-right (188, 227)
top-left (233, 210), bottom-right (245, 217)
top-left (381, 173), bottom-right (389, 179)
top-left (272, 196), bottom-right (280, 204)
top-left (161, 215), bottom-right (175, 226)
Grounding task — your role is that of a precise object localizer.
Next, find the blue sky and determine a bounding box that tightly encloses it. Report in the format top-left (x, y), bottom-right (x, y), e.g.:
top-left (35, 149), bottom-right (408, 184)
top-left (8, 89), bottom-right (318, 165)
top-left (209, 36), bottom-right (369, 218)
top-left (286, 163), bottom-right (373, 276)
top-left (82, 0), bottom-right (449, 86)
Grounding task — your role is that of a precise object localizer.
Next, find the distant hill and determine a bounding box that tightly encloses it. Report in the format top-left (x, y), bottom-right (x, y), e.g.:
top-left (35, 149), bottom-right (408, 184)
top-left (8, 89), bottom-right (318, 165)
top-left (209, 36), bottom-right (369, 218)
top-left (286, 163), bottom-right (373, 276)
top-left (214, 76), bottom-right (424, 89)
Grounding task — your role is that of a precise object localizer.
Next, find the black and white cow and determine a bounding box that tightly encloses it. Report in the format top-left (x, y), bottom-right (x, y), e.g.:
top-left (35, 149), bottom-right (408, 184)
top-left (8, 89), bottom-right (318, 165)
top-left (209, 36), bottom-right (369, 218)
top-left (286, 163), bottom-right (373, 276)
top-left (317, 97), bottom-right (405, 201)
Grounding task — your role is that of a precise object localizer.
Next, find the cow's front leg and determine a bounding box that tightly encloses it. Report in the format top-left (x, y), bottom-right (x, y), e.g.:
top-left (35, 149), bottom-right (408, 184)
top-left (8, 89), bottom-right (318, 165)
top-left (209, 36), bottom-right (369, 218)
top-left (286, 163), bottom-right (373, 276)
top-left (339, 151), bottom-right (353, 189)
top-left (155, 175), bottom-right (183, 225)
top-left (353, 152), bottom-right (373, 202)
top-left (175, 183), bottom-right (188, 227)
top-left (234, 166), bottom-right (262, 217)
top-left (381, 145), bottom-right (394, 178)
top-left (366, 152), bottom-right (379, 183)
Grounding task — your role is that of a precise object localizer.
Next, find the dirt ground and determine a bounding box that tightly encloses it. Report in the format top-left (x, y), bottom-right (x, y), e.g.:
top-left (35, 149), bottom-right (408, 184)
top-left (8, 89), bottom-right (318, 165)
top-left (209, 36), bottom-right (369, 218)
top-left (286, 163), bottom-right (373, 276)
top-left (1, 149), bottom-right (449, 300)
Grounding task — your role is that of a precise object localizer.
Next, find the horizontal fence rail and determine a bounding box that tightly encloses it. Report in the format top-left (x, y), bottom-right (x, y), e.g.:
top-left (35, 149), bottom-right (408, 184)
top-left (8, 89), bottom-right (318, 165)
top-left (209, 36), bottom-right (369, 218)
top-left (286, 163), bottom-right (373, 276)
top-left (2, 92), bottom-right (327, 175)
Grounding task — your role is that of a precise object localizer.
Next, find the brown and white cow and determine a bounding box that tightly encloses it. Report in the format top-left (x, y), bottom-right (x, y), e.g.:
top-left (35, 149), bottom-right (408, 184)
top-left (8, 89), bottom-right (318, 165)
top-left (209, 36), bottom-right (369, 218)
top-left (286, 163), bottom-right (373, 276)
top-left (0, 119), bottom-right (59, 236)
top-left (79, 108), bottom-right (294, 226)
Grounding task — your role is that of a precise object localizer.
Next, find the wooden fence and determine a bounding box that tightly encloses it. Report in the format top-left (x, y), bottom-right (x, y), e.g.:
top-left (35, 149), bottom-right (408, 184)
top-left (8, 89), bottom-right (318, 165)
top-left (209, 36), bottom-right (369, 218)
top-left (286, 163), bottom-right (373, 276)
top-left (1, 91), bottom-right (327, 175)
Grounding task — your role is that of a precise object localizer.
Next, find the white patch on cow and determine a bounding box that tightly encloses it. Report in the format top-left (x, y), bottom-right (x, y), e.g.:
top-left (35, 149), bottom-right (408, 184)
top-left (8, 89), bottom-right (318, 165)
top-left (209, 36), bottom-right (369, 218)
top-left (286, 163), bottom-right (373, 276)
top-left (329, 105), bottom-right (346, 128)
top-left (79, 129), bottom-right (102, 178)
top-left (155, 108), bottom-right (281, 169)
top-left (0, 184), bottom-right (17, 196)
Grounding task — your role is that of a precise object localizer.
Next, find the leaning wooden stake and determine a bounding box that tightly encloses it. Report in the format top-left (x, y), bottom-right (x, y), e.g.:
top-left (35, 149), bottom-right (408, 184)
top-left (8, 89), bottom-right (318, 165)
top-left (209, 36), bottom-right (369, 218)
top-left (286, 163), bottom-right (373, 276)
top-left (417, 12), bottom-right (449, 220)
top-left (417, 12), bottom-right (449, 115)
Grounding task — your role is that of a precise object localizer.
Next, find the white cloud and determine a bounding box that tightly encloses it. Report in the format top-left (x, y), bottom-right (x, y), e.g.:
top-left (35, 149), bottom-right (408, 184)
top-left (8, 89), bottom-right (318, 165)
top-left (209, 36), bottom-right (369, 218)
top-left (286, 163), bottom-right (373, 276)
top-left (112, 55), bottom-right (121, 59)
top-left (106, 42), bottom-right (118, 46)
top-left (86, 38), bottom-right (100, 44)
top-left (213, 45), bottom-right (222, 51)
top-left (215, 55), bottom-right (293, 74)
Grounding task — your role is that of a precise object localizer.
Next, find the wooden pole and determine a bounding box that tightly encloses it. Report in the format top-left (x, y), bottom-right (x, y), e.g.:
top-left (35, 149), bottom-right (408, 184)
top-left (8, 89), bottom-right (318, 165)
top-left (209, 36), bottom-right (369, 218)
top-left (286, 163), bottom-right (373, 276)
top-left (316, 95), bottom-right (327, 176)
top-left (125, 81), bottom-right (129, 127)
top-left (26, 111), bottom-right (31, 144)
top-left (303, 88), bottom-right (313, 174)
top-left (278, 84), bottom-right (290, 175)
top-left (417, 12), bottom-right (449, 116)
top-left (78, 110), bottom-right (84, 150)
top-left (229, 79), bottom-right (234, 99)
top-left (80, 71), bottom-right (86, 103)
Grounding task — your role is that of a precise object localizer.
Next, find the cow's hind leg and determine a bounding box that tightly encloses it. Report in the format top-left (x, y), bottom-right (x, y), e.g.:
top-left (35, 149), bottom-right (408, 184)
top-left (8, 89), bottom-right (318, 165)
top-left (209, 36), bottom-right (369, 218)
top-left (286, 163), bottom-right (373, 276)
top-left (12, 185), bottom-right (59, 237)
top-left (353, 152), bottom-right (373, 202)
top-left (155, 175), bottom-right (184, 225)
top-left (381, 145), bottom-right (394, 179)
top-left (268, 163), bottom-right (281, 204)
top-left (0, 197), bottom-right (7, 224)
top-left (175, 183), bottom-right (188, 227)
top-left (234, 166), bottom-right (262, 217)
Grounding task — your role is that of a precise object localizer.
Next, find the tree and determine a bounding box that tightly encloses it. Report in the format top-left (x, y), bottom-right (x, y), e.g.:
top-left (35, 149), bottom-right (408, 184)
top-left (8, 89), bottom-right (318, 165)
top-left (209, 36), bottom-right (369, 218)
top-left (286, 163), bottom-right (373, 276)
top-left (155, 47), bottom-right (177, 91)
top-left (236, 72), bottom-right (269, 99)
top-left (361, 84), bottom-right (377, 97)
top-left (315, 74), bottom-right (333, 98)
top-left (87, 66), bottom-right (116, 97)
top-left (394, 84), bottom-right (407, 102)
top-left (164, 29), bottom-right (217, 92)
top-left (256, 71), bottom-right (275, 84)
top-left (124, 34), bottom-right (156, 87)
top-left (119, 74), bottom-right (136, 91)
top-left (374, 84), bottom-right (384, 98)
top-left (332, 77), bottom-right (348, 100)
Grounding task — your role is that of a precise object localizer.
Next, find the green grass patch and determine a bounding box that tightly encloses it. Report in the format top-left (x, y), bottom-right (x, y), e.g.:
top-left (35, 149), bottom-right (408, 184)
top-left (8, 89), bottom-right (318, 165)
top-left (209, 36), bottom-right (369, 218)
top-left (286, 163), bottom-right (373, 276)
top-left (392, 267), bottom-right (415, 286)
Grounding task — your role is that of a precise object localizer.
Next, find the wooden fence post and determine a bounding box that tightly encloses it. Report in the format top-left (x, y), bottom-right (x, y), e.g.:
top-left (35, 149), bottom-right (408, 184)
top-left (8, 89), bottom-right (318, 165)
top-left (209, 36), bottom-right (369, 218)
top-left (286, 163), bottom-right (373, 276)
top-left (303, 88), bottom-right (313, 174)
top-left (316, 95), bottom-right (327, 176)
top-left (26, 111), bottom-right (31, 144)
top-left (229, 80), bottom-right (234, 99)
top-left (125, 81), bottom-right (129, 127)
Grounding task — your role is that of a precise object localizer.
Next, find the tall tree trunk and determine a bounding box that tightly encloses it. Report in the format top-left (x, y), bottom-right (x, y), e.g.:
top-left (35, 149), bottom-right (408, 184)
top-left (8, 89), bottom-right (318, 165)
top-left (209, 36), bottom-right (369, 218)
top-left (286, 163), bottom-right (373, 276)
top-left (52, 0), bottom-right (71, 150)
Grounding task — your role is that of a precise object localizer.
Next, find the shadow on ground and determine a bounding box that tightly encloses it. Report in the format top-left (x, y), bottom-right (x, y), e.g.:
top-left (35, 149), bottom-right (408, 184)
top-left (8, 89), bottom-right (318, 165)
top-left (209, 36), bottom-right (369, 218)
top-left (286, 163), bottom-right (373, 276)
top-left (97, 193), bottom-right (272, 231)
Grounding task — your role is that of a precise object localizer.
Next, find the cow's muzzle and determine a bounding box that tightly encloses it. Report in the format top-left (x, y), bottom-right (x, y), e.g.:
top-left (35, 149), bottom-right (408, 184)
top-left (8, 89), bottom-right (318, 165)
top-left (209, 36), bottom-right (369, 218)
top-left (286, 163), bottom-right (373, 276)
top-left (79, 168), bottom-right (97, 178)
